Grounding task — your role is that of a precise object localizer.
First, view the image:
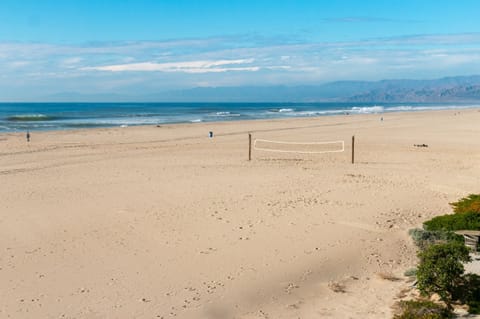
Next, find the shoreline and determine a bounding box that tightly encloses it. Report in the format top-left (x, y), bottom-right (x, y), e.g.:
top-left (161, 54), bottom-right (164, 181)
top-left (1, 106), bottom-right (477, 138)
top-left (1, 102), bottom-right (479, 134)
top-left (1, 107), bottom-right (480, 318)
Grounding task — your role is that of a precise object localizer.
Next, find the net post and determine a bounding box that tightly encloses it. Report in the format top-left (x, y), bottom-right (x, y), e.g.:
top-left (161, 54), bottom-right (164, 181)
top-left (351, 135), bottom-right (355, 164)
top-left (248, 133), bottom-right (252, 161)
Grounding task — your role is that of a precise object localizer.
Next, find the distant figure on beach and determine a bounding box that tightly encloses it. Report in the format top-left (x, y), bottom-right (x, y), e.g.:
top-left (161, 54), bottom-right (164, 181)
top-left (26, 131), bottom-right (30, 142)
top-left (209, 131), bottom-right (213, 138)
top-left (381, 117), bottom-right (383, 121)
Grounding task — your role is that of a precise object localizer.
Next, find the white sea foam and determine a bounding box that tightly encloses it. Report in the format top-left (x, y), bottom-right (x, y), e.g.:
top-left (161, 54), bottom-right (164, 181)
top-left (292, 110), bottom-right (346, 116)
top-left (386, 105), bottom-right (415, 111)
top-left (268, 108), bottom-right (295, 113)
top-left (386, 105), bottom-right (478, 112)
top-left (214, 111), bottom-right (241, 117)
top-left (351, 106), bottom-right (384, 114)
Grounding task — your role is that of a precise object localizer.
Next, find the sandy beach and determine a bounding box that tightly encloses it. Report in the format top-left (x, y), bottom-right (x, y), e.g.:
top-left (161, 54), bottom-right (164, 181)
top-left (1, 109), bottom-right (480, 318)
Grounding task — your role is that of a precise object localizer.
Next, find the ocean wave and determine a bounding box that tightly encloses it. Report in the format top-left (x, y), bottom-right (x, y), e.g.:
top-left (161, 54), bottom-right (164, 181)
top-left (386, 105), bottom-right (414, 112)
top-left (213, 111), bottom-right (241, 117)
top-left (294, 110), bottom-right (346, 116)
top-left (62, 117), bottom-right (164, 126)
top-left (7, 114), bottom-right (59, 122)
top-left (2, 103), bottom-right (480, 133)
top-left (350, 106), bottom-right (384, 114)
top-left (64, 123), bottom-right (116, 128)
top-left (386, 105), bottom-right (478, 112)
top-left (268, 108), bottom-right (295, 113)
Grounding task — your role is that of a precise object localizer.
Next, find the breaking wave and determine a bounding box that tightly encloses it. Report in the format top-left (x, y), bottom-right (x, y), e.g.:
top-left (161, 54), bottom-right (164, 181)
top-left (7, 114), bottom-right (59, 122)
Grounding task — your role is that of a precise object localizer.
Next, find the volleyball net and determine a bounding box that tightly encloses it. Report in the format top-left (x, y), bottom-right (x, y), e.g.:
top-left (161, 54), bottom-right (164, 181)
top-left (253, 138), bottom-right (345, 154)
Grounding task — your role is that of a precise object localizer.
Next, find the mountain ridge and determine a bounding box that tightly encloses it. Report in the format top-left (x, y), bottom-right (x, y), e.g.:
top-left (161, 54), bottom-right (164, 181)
top-left (35, 75), bottom-right (480, 103)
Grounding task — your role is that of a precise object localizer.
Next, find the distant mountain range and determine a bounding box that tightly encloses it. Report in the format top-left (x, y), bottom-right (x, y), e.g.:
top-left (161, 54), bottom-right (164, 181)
top-left (346, 76), bottom-right (480, 102)
top-left (43, 75), bottom-right (480, 103)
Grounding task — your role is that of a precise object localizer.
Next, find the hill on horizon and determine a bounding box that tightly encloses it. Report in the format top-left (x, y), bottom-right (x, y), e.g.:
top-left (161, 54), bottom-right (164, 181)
top-left (36, 75), bottom-right (480, 103)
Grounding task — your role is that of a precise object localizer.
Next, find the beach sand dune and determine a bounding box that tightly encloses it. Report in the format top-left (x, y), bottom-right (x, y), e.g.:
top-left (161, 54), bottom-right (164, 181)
top-left (1, 110), bottom-right (480, 318)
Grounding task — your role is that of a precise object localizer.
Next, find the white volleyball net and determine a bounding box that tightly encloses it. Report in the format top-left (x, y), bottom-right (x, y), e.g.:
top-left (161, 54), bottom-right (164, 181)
top-left (253, 139), bottom-right (345, 154)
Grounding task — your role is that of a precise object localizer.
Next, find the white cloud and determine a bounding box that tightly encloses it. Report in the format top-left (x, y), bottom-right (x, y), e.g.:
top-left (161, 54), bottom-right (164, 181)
top-left (9, 61), bottom-right (31, 68)
top-left (82, 58), bottom-right (257, 73)
top-left (60, 57), bottom-right (83, 68)
top-left (264, 65), bottom-right (291, 70)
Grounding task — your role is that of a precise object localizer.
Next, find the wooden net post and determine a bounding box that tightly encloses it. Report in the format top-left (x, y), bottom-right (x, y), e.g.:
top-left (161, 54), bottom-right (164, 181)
top-left (248, 133), bottom-right (252, 161)
top-left (351, 135), bottom-right (355, 164)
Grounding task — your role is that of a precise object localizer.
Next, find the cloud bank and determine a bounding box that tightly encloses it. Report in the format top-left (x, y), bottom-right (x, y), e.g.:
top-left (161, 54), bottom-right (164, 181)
top-left (83, 59), bottom-right (257, 73)
top-left (2, 32), bottom-right (480, 99)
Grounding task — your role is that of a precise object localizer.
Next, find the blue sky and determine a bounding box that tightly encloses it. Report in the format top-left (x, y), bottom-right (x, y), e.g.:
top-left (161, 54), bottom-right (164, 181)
top-left (1, 0), bottom-right (480, 100)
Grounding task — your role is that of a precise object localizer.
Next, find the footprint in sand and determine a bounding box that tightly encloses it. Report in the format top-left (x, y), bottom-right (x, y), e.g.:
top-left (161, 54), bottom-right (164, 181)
top-left (336, 220), bottom-right (384, 233)
top-left (284, 283), bottom-right (299, 294)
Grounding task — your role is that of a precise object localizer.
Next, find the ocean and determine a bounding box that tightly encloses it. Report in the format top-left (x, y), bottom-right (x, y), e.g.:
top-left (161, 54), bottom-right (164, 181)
top-left (0, 102), bottom-right (478, 132)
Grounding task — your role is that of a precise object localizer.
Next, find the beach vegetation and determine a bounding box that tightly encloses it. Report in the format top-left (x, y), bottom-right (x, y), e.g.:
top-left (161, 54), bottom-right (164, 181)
top-left (404, 268), bottom-right (417, 278)
top-left (416, 242), bottom-right (471, 309)
top-left (408, 228), bottom-right (463, 250)
top-left (454, 273), bottom-right (480, 314)
top-left (393, 300), bottom-right (453, 319)
top-left (450, 194), bottom-right (480, 214)
top-left (400, 194), bottom-right (480, 317)
top-left (423, 211), bottom-right (480, 232)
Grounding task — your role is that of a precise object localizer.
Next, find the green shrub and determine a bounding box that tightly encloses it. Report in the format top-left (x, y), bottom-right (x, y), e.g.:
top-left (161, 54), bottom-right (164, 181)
top-left (469, 301), bottom-right (480, 315)
top-left (416, 242), bottom-right (471, 309)
top-left (423, 211), bottom-right (480, 232)
top-left (393, 300), bottom-right (453, 319)
top-left (450, 194), bottom-right (480, 214)
top-left (408, 228), bottom-right (463, 250)
top-left (454, 274), bottom-right (480, 314)
top-left (404, 268), bottom-right (417, 278)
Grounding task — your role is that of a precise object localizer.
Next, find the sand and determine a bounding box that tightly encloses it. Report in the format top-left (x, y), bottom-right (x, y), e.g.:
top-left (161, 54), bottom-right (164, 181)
top-left (1, 109), bottom-right (480, 318)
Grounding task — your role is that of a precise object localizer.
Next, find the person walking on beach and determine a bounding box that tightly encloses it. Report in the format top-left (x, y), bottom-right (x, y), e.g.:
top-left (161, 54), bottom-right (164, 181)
top-left (26, 131), bottom-right (30, 142)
